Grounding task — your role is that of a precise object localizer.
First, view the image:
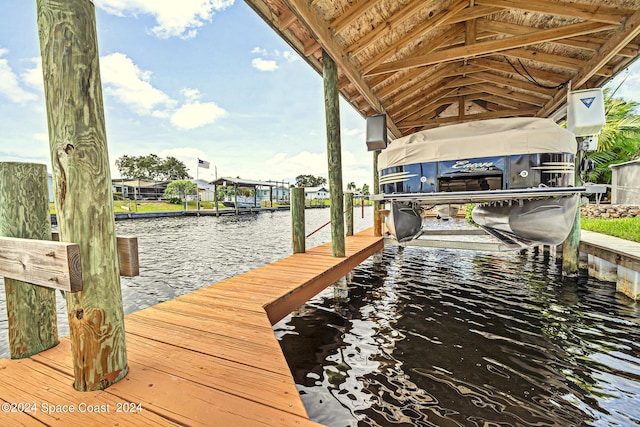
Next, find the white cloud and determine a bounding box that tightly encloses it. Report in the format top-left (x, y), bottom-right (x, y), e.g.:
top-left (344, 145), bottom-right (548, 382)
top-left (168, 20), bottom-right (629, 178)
top-left (100, 52), bottom-right (176, 116)
top-left (605, 63), bottom-right (640, 104)
top-left (21, 58), bottom-right (44, 91)
top-left (250, 46), bottom-right (298, 72)
top-left (251, 58), bottom-right (278, 72)
top-left (282, 51), bottom-right (299, 63)
top-left (181, 88), bottom-right (202, 101)
top-left (171, 101), bottom-right (227, 129)
top-left (263, 149), bottom-right (372, 189)
top-left (0, 49), bottom-right (38, 103)
top-left (94, 0), bottom-right (235, 39)
top-left (266, 151), bottom-right (328, 178)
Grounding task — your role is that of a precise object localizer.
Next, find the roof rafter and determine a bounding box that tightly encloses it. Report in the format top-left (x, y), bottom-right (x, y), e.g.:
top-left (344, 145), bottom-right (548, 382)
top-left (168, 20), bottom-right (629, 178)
top-left (475, 0), bottom-right (628, 25)
top-left (367, 21), bottom-right (616, 76)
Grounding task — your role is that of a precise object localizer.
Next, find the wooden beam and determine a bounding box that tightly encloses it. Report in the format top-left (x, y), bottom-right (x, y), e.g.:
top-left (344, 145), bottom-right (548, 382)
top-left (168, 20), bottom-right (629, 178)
top-left (348, 0), bottom-right (446, 56)
top-left (362, 23), bottom-right (463, 75)
top-left (471, 82), bottom-right (549, 106)
top-left (359, 1), bottom-right (469, 72)
top-left (474, 0), bottom-right (628, 26)
top-left (330, 0), bottom-right (378, 34)
top-left (51, 232), bottom-right (139, 277)
top-left (471, 57), bottom-right (569, 85)
top-left (466, 71), bottom-right (556, 97)
top-left (479, 19), bottom-right (638, 57)
top-left (400, 108), bottom-right (539, 128)
top-left (501, 48), bottom-right (613, 76)
top-left (0, 236), bottom-right (82, 292)
top-left (366, 22), bottom-right (615, 76)
top-left (277, 8), bottom-right (298, 31)
top-left (465, 0), bottom-right (477, 45)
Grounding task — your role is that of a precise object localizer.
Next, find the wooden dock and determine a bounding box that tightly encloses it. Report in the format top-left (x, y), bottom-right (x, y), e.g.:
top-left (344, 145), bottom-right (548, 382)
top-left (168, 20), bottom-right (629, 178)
top-left (0, 229), bottom-right (383, 426)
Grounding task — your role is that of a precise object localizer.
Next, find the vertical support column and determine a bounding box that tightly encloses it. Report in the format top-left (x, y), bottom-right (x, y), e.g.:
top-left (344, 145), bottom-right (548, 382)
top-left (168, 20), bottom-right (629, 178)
top-left (291, 187), bottom-right (305, 254)
top-left (214, 184), bottom-right (220, 216)
top-left (373, 150), bottom-right (382, 236)
top-left (323, 50), bottom-right (345, 257)
top-left (0, 162), bottom-right (58, 359)
top-left (562, 205), bottom-right (581, 277)
top-left (37, 0), bottom-right (128, 391)
top-left (345, 192), bottom-right (354, 236)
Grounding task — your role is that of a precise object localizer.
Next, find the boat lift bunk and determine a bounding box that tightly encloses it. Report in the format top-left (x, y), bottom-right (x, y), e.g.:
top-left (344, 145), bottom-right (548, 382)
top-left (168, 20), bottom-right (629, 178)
top-left (367, 93), bottom-right (607, 249)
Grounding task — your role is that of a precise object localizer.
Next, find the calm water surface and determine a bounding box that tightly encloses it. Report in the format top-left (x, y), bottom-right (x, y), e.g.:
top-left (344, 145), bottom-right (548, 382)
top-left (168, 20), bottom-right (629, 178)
top-left (1, 209), bottom-right (639, 426)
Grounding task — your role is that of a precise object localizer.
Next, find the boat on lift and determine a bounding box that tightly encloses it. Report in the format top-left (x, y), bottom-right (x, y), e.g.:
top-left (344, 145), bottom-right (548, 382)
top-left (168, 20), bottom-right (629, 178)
top-left (371, 117), bottom-right (587, 246)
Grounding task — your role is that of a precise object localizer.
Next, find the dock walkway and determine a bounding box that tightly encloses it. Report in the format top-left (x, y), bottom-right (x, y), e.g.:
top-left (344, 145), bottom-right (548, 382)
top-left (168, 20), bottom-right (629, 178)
top-left (0, 229), bottom-right (383, 426)
top-left (580, 230), bottom-right (640, 270)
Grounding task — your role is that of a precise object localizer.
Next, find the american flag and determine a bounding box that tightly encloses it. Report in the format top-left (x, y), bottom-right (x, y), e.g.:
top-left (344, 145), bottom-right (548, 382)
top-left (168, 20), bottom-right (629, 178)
top-left (197, 158), bottom-right (210, 169)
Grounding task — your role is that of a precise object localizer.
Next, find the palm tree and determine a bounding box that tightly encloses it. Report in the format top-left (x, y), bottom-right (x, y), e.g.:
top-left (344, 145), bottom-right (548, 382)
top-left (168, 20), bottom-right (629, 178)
top-left (584, 89), bottom-right (640, 185)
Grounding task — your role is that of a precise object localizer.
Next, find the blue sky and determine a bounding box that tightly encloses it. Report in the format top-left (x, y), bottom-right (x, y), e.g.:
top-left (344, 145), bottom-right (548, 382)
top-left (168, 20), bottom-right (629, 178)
top-left (1, 1), bottom-right (639, 189)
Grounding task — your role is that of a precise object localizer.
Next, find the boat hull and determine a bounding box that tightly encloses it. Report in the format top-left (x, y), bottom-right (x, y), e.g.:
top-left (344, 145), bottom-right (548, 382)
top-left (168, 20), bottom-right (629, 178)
top-left (471, 196), bottom-right (579, 246)
top-left (382, 202), bottom-right (423, 242)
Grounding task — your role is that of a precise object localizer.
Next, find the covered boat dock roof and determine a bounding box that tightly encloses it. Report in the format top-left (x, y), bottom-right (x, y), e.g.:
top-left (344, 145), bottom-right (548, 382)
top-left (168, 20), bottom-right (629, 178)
top-left (209, 177), bottom-right (282, 188)
top-left (245, 0), bottom-right (640, 138)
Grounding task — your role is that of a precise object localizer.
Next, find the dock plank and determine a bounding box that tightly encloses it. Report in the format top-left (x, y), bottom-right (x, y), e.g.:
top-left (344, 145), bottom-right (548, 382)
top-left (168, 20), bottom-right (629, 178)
top-left (1, 229), bottom-right (382, 426)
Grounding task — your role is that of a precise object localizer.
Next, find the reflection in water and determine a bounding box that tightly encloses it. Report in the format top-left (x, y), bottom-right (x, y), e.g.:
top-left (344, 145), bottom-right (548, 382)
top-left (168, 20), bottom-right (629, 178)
top-left (276, 242), bottom-right (640, 426)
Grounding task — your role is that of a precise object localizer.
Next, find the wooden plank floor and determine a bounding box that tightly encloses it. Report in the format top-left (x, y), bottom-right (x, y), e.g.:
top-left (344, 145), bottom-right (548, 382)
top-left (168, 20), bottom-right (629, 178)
top-left (0, 229), bottom-right (383, 426)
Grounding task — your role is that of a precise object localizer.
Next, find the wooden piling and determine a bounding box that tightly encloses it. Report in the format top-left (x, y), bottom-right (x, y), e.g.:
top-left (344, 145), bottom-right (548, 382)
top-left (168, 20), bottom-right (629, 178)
top-left (37, 0), bottom-right (128, 391)
top-left (373, 150), bottom-right (382, 236)
top-left (0, 162), bottom-right (58, 359)
top-left (323, 50), bottom-right (345, 257)
top-left (291, 187), bottom-right (305, 254)
top-left (562, 207), bottom-right (581, 277)
top-left (345, 192), bottom-right (354, 236)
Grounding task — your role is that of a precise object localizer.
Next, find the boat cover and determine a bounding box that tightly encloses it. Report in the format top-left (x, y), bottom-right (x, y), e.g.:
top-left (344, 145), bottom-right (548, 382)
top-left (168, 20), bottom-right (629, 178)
top-left (379, 117), bottom-right (577, 171)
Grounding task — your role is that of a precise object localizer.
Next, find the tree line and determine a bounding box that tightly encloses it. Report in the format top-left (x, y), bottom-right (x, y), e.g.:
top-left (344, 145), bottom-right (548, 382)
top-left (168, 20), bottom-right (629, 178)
top-left (115, 154), bottom-right (191, 181)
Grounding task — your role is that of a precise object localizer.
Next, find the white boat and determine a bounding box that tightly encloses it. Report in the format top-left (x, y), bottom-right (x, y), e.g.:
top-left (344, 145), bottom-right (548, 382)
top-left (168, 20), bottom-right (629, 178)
top-left (374, 117), bottom-right (584, 246)
top-left (222, 196), bottom-right (259, 209)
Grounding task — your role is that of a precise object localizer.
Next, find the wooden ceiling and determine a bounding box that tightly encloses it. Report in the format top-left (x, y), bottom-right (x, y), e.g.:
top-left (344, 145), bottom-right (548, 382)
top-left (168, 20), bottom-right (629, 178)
top-left (245, 0), bottom-right (640, 139)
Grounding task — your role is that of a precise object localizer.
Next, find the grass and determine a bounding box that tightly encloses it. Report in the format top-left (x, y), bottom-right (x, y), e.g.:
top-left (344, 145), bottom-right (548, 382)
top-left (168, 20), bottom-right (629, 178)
top-left (580, 217), bottom-right (640, 243)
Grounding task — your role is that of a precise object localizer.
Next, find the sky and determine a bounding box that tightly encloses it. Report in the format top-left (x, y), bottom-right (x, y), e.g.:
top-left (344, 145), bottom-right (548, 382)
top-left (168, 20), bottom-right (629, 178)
top-left (1, 1), bottom-right (639, 190)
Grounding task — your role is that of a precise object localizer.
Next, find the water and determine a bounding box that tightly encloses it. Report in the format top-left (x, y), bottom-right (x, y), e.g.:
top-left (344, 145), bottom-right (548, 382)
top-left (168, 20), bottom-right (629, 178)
top-left (2, 210), bottom-right (640, 426)
top-left (275, 244), bottom-right (640, 426)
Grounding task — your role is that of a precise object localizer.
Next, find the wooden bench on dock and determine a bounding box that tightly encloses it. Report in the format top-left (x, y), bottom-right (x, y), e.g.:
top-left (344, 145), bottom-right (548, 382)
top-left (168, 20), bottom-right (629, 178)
top-left (0, 229), bottom-right (383, 426)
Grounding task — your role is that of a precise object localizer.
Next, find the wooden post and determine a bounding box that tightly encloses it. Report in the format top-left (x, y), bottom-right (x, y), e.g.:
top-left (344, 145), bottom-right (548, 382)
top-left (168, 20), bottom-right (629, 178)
top-left (291, 187), bottom-right (305, 253)
top-left (562, 150), bottom-right (583, 276)
top-left (0, 162), bottom-right (58, 359)
top-left (373, 150), bottom-right (382, 236)
top-left (345, 192), bottom-right (354, 236)
top-left (37, 0), bottom-right (128, 391)
top-left (323, 50), bottom-right (345, 257)
top-left (562, 207), bottom-right (581, 277)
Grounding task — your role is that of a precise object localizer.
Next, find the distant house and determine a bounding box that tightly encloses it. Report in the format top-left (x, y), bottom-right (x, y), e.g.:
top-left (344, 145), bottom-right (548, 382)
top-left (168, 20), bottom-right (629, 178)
top-left (304, 186), bottom-right (329, 200)
top-left (193, 179), bottom-right (216, 202)
top-left (609, 159), bottom-right (640, 204)
top-left (112, 179), bottom-right (170, 200)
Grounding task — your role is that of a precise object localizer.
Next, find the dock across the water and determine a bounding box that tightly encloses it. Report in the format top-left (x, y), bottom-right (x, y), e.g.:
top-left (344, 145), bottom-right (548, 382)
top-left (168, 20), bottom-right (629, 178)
top-left (0, 229), bottom-right (383, 426)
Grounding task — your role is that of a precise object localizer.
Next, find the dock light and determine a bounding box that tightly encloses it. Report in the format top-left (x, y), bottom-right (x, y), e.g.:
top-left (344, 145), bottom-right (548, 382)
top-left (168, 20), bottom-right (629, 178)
top-left (366, 114), bottom-right (388, 151)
